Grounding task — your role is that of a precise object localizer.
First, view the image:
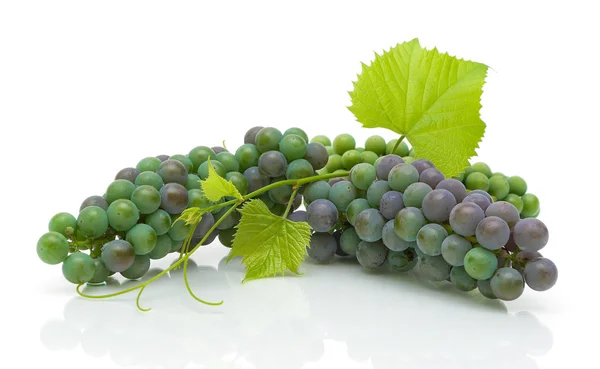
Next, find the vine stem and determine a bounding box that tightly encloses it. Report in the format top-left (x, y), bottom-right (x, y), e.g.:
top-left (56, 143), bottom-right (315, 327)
top-left (391, 135), bottom-right (406, 154)
top-left (282, 186), bottom-right (300, 219)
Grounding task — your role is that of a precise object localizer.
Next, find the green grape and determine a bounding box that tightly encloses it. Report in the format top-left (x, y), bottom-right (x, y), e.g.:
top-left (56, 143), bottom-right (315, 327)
top-left (105, 179), bottom-right (136, 203)
top-left (303, 180), bottom-right (330, 204)
top-left (450, 266), bottom-right (477, 291)
top-left (333, 133), bottom-right (356, 155)
top-left (168, 154), bottom-right (194, 173)
top-left (311, 135), bottom-right (331, 146)
top-left (130, 185), bottom-right (161, 214)
top-left (388, 163), bottom-right (419, 192)
top-left (504, 193), bottom-right (524, 213)
top-left (488, 175), bottom-right (510, 200)
top-left (135, 171), bottom-right (164, 190)
top-left (492, 172), bottom-right (505, 177)
top-left (121, 254), bottom-right (151, 280)
top-left (216, 152), bottom-right (240, 172)
top-left (136, 157), bottom-right (162, 172)
top-left (465, 172), bottom-right (490, 191)
top-left (284, 127), bottom-right (309, 143)
top-left (270, 202), bottom-right (287, 216)
top-left (107, 199), bottom-right (139, 232)
top-left (37, 231), bottom-right (69, 264)
top-left (279, 134), bottom-right (307, 162)
top-left (268, 177), bottom-right (293, 204)
top-left (329, 181), bottom-right (357, 211)
top-left (48, 212), bottom-right (77, 237)
top-left (403, 182), bottom-right (432, 208)
top-left (126, 224), bottom-right (157, 255)
top-left (359, 151), bottom-right (378, 165)
top-left (89, 259), bottom-right (110, 284)
top-left (62, 252), bottom-right (96, 284)
top-left (508, 176), bottom-right (527, 196)
top-left (385, 139), bottom-right (409, 156)
top-left (409, 148), bottom-right (415, 157)
top-left (226, 171), bottom-right (249, 195)
top-left (453, 172), bottom-right (465, 182)
top-left (168, 218), bottom-right (191, 241)
top-left (144, 209), bottom-right (172, 235)
top-left (218, 228), bottom-right (236, 248)
top-left (470, 162), bottom-right (493, 177)
top-left (188, 146), bottom-right (216, 172)
top-left (394, 207), bottom-right (426, 242)
top-left (148, 234), bottom-right (172, 260)
top-left (255, 127), bottom-right (283, 153)
top-left (521, 193), bottom-right (540, 217)
top-left (366, 180), bottom-right (390, 208)
top-left (365, 135), bottom-right (386, 156)
top-left (402, 156), bottom-right (415, 164)
top-left (342, 150), bottom-right (363, 170)
top-left (188, 189), bottom-right (214, 209)
top-left (235, 143), bottom-right (260, 171)
top-left (355, 147), bottom-right (365, 153)
top-left (198, 160), bottom-right (226, 179)
top-left (346, 198), bottom-right (371, 226)
top-left (325, 154), bottom-right (343, 172)
top-left (77, 206), bottom-right (109, 239)
top-left (463, 247), bottom-right (498, 280)
top-left (214, 206), bottom-right (241, 230)
top-left (325, 146), bottom-right (335, 155)
top-left (259, 193), bottom-right (275, 209)
top-left (170, 239), bottom-right (184, 253)
top-left (350, 163), bottom-right (376, 190)
top-left (286, 159), bottom-right (314, 180)
top-left (185, 174), bottom-right (202, 190)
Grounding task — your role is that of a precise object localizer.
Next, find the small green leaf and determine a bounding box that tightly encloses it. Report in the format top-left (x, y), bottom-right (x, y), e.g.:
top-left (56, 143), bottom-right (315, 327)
top-left (178, 207), bottom-right (204, 226)
top-left (200, 158), bottom-right (243, 202)
top-left (227, 199), bottom-right (311, 282)
top-left (348, 38), bottom-right (488, 177)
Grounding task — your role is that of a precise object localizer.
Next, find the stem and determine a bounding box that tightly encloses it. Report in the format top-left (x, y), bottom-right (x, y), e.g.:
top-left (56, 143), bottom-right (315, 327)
top-left (391, 135), bottom-right (406, 155)
top-left (242, 171), bottom-right (350, 201)
top-left (282, 186), bottom-right (300, 219)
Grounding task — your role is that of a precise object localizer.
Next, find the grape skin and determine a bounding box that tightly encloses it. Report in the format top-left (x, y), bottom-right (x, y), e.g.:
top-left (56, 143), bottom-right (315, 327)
top-left (490, 267), bottom-right (524, 301)
top-left (410, 159), bottom-right (435, 175)
top-left (435, 178), bottom-right (467, 202)
top-left (416, 223), bottom-right (448, 256)
top-left (524, 258), bottom-right (558, 291)
top-left (366, 180), bottom-right (390, 208)
top-left (513, 218), bottom-right (549, 252)
top-left (419, 168), bottom-right (444, 189)
top-left (340, 227), bottom-right (361, 256)
top-left (388, 163), bottom-right (419, 192)
top-left (379, 191), bottom-right (404, 220)
top-left (328, 181), bottom-right (357, 211)
top-left (477, 278), bottom-right (497, 299)
top-left (101, 240), bottom-right (135, 273)
top-left (475, 216), bottom-right (510, 251)
top-left (387, 249), bottom-right (417, 272)
top-left (419, 255), bottom-right (451, 281)
top-left (80, 195), bottom-right (109, 211)
top-left (288, 210), bottom-right (307, 222)
top-left (115, 167), bottom-right (140, 183)
top-left (441, 234), bottom-right (472, 266)
top-left (304, 142), bottom-right (329, 170)
top-left (244, 166), bottom-right (270, 193)
top-left (303, 180), bottom-right (330, 204)
top-left (450, 266), bottom-right (477, 291)
top-left (62, 252), bottom-right (96, 284)
top-left (244, 126), bottom-right (264, 145)
top-left (394, 207), bottom-right (427, 242)
top-left (463, 247), bottom-right (498, 280)
top-left (463, 193), bottom-right (491, 211)
top-left (356, 240), bottom-right (388, 269)
top-left (159, 183), bottom-right (189, 215)
top-left (346, 198), bottom-right (371, 226)
top-left (382, 220), bottom-right (414, 251)
top-left (306, 199), bottom-right (338, 232)
top-left (307, 233), bottom-right (337, 263)
top-left (157, 159), bottom-right (188, 185)
top-left (422, 189), bottom-right (457, 223)
top-left (375, 155), bottom-right (404, 180)
top-left (37, 232), bottom-right (69, 265)
top-left (402, 182), bottom-right (433, 208)
top-left (449, 202), bottom-right (485, 237)
top-left (485, 201), bottom-right (520, 228)
top-left (354, 209), bottom-right (386, 242)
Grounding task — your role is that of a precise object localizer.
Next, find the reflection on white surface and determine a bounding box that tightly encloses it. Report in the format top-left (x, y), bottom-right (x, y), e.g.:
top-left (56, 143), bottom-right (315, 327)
top-left (39, 248), bottom-right (553, 369)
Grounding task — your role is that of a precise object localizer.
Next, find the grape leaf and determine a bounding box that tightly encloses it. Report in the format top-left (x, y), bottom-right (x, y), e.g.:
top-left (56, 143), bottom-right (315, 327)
top-left (227, 199), bottom-right (312, 282)
top-left (200, 158), bottom-right (243, 202)
top-left (178, 207), bottom-right (205, 226)
top-left (348, 38), bottom-right (488, 177)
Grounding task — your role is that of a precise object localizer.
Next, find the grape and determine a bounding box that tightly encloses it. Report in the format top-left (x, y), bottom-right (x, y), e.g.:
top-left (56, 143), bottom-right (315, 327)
top-left (62, 252), bottom-right (96, 284)
top-left (188, 188), bottom-right (211, 209)
top-left (105, 179), bottom-right (136, 203)
top-left (366, 180), bottom-right (390, 208)
top-left (218, 228), bottom-right (236, 248)
top-left (382, 220), bottom-right (414, 251)
top-left (244, 126), bottom-right (264, 145)
top-left (310, 135), bottom-right (331, 146)
top-left (235, 144), bottom-right (260, 171)
top-left (416, 223), bottom-right (448, 256)
top-left (184, 174), bottom-right (202, 190)
top-left (268, 177), bottom-right (293, 204)
top-left (521, 193), bottom-right (540, 217)
top-left (449, 202), bottom-right (485, 236)
top-left (115, 167), bottom-right (140, 183)
top-left (386, 249), bottom-right (418, 272)
top-left (348, 163), bottom-right (375, 190)
top-left (477, 279), bottom-right (497, 299)
top-left (450, 266), bottom-right (477, 291)
top-left (226, 171), bottom-right (249, 195)
top-left (359, 151), bottom-right (378, 165)
top-left (136, 157), bottom-right (162, 172)
top-left (259, 193), bottom-right (275, 209)
top-left (284, 127), bottom-right (309, 143)
top-left (329, 181), bottom-right (357, 211)
top-left (463, 193), bottom-right (491, 211)
top-left (89, 259), bottom-right (110, 284)
top-left (419, 168), bottom-right (444, 189)
top-left (303, 180), bottom-right (330, 204)
top-left (513, 218), bottom-right (549, 251)
top-left (488, 175), bottom-right (510, 200)
top-left (515, 250), bottom-right (543, 274)
top-left (402, 156), bottom-right (415, 164)
top-left (155, 159), bottom-right (188, 186)
top-left (375, 155), bottom-right (404, 180)
top-left (333, 133), bottom-right (356, 155)
top-left (214, 206), bottom-right (241, 230)
top-left (388, 163), bottom-right (419, 191)
top-left (101, 240), bottom-right (135, 272)
top-left (258, 150), bottom-right (287, 177)
top-left (211, 146), bottom-right (228, 154)
top-left (328, 177), bottom-right (347, 187)
top-left (77, 206), bottom-right (109, 239)
top-left (379, 191), bottom-right (404, 220)
top-left (130, 185), bottom-right (161, 214)
top-left (441, 234), bottom-right (472, 266)
top-left (307, 233), bottom-right (337, 263)
top-left (524, 258), bottom-right (558, 291)
top-left (156, 154), bottom-right (169, 162)
top-left (306, 199), bottom-right (338, 232)
top-left (504, 233), bottom-right (518, 252)
top-left (215, 151), bottom-right (240, 172)
top-left (198, 160), bottom-right (226, 179)
top-left (80, 196), bottom-right (109, 211)
top-left (148, 234), bottom-right (172, 260)
top-left (465, 172), bottom-right (490, 191)
top-left (286, 159), bottom-right (314, 180)
top-left (242, 167), bottom-right (268, 194)
top-left (490, 267), bottom-right (524, 301)
top-left (279, 134), bottom-right (307, 162)
top-left (435, 178), bottom-right (467, 202)
top-left (121, 255), bottom-right (151, 280)
top-left (341, 150), bottom-right (363, 170)
top-left (304, 142), bottom-right (328, 170)
top-left (37, 232), bottom-right (69, 264)
top-left (168, 154), bottom-right (194, 173)
top-left (354, 209), bottom-right (386, 242)
top-left (356, 240), bottom-right (388, 269)
top-left (188, 146), bottom-right (216, 172)
top-left (288, 210), bottom-right (307, 222)
top-left (402, 182), bottom-right (433, 208)
top-left (470, 189), bottom-right (493, 202)
top-left (422, 189), bottom-right (457, 223)
top-left (346, 198), bottom-right (371, 226)
top-left (48, 212), bottom-right (77, 237)
top-left (419, 255), bottom-right (451, 281)
top-left (339, 227), bottom-right (360, 256)
top-left (170, 240), bottom-right (184, 253)
top-left (255, 127), bottom-right (283, 153)
top-left (463, 247), bottom-right (498, 280)
top-left (385, 139), bottom-right (409, 156)
top-left (471, 162), bottom-right (493, 177)
top-left (485, 201), bottom-right (520, 228)
top-left (504, 193), bottom-right (524, 213)
top-left (410, 159), bottom-right (435, 175)
top-left (126, 224), bottom-right (157, 255)
top-left (365, 135), bottom-right (386, 156)
top-left (190, 212), bottom-right (216, 245)
top-left (159, 183), bottom-right (189, 214)
top-left (325, 154), bottom-right (343, 172)
top-left (475, 216), bottom-right (510, 250)
top-left (394, 207), bottom-right (427, 242)
top-left (134, 171), bottom-right (164, 190)
top-left (508, 176), bottom-right (527, 196)
top-left (292, 193), bottom-right (303, 211)
top-left (496, 248), bottom-right (509, 268)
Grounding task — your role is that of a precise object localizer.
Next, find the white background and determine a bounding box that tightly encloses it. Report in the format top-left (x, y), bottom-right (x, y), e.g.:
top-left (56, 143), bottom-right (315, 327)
top-left (0, 1), bottom-right (597, 368)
